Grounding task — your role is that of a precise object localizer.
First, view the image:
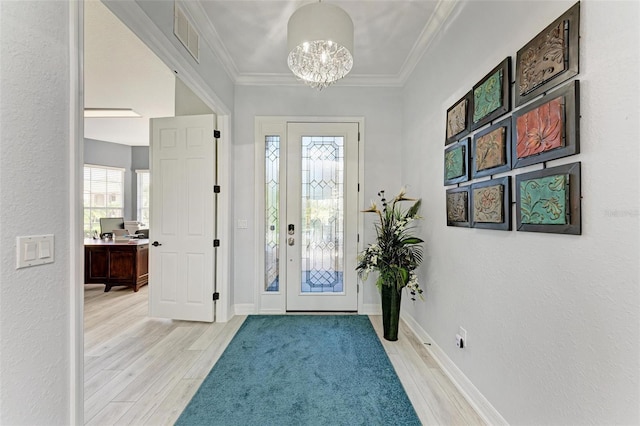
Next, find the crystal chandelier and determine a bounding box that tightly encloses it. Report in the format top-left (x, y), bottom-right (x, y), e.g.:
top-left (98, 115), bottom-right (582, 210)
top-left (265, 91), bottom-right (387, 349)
top-left (287, 2), bottom-right (354, 90)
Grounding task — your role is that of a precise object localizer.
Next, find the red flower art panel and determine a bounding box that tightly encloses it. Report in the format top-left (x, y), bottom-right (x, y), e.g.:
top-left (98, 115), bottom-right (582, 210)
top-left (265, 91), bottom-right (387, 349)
top-left (516, 97), bottom-right (564, 159)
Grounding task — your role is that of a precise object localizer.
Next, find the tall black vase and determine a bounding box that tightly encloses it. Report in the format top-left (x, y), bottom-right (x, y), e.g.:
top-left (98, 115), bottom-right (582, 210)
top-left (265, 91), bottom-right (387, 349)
top-left (381, 284), bottom-right (402, 341)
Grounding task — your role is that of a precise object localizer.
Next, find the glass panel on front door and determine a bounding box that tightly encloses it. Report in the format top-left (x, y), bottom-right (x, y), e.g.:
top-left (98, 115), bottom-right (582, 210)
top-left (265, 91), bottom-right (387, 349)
top-left (265, 135), bottom-right (280, 292)
top-left (264, 136), bottom-right (280, 291)
top-left (300, 136), bottom-right (344, 293)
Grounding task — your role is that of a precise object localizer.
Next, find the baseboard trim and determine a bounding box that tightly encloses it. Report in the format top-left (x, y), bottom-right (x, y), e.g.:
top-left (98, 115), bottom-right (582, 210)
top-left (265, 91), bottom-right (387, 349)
top-left (359, 303), bottom-right (382, 315)
top-left (258, 308), bottom-right (285, 315)
top-left (233, 304), bottom-right (256, 315)
top-left (401, 314), bottom-right (508, 426)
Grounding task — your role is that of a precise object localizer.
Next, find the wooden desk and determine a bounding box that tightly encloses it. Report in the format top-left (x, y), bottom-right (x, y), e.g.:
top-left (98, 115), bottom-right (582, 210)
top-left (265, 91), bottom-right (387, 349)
top-left (84, 239), bottom-right (149, 292)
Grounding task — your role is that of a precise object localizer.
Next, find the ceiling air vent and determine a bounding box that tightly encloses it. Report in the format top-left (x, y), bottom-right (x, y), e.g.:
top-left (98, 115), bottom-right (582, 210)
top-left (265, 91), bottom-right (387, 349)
top-left (174, 4), bottom-right (199, 62)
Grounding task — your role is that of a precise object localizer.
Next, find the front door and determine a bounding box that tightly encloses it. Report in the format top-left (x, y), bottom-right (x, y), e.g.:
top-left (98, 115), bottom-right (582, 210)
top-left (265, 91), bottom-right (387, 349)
top-left (149, 114), bottom-right (217, 322)
top-left (285, 122), bottom-right (359, 311)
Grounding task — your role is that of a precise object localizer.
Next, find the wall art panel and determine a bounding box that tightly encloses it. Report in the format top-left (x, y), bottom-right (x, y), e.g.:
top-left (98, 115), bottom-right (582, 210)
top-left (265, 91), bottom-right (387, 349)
top-left (445, 91), bottom-right (472, 145)
top-left (444, 138), bottom-right (470, 185)
top-left (472, 117), bottom-right (512, 178)
top-left (471, 58), bottom-right (511, 130)
top-left (446, 186), bottom-right (470, 227)
top-left (512, 80), bottom-right (580, 169)
top-left (515, 2), bottom-right (580, 106)
top-left (470, 177), bottom-right (511, 231)
top-left (515, 162), bottom-right (581, 234)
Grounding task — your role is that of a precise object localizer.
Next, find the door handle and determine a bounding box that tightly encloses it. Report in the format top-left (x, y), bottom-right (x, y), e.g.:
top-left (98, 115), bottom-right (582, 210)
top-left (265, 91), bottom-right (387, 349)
top-left (152, 241), bottom-right (162, 247)
top-left (288, 237), bottom-right (295, 246)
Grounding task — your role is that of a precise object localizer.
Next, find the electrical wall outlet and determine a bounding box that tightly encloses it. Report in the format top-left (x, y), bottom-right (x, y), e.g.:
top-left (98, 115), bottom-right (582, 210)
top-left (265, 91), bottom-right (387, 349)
top-left (456, 326), bottom-right (467, 349)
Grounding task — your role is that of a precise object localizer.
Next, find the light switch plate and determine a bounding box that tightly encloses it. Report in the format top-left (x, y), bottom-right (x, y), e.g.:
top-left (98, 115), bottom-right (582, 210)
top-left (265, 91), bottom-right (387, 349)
top-left (16, 235), bottom-right (54, 269)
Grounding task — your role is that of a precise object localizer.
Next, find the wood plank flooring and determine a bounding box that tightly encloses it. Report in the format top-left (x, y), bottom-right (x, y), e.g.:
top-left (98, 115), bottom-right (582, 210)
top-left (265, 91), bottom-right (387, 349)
top-left (84, 284), bottom-right (485, 425)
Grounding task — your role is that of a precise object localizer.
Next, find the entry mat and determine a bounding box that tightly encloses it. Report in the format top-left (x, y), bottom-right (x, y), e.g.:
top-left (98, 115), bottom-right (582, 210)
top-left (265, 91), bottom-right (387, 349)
top-left (176, 315), bottom-right (420, 425)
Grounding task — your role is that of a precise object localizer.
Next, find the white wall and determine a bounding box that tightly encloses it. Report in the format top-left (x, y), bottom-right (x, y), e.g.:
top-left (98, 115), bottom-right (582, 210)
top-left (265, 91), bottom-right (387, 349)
top-left (0, 2), bottom-right (72, 424)
top-left (85, 0), bottom-right (176, 147)
top-left (104, 0), bottom-right (235, 114)
top-left (175, 76), bottom-right (213, 116)
top-left (401, 1), bottom-right (640, 424)
top-left (233, 85), bottom-right (404, 309)
top-left (131, 145), bottom-right (150, 220)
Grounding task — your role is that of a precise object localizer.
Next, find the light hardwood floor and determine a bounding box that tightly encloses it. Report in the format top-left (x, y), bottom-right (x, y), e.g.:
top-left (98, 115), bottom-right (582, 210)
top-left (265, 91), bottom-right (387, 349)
top-left (84, 284), bottom-right (485, 425)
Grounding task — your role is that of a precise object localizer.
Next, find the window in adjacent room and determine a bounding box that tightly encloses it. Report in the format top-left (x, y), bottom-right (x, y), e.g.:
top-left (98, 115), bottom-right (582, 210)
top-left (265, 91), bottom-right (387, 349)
top-left (136, 170), bottom-right (150, 227)
top-left (83, 165), bottom-right (124, 237)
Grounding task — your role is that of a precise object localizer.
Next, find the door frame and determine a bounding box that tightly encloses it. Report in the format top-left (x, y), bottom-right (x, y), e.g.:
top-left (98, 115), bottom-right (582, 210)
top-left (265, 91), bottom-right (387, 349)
top-left (70, 2), bottom-right (233, 423)
top-left (69, 2), bottom-right (84, 423)
top-left (254, 116), bottom-right (365, 314)
top-left (97, 0), bottom-right (233, 323)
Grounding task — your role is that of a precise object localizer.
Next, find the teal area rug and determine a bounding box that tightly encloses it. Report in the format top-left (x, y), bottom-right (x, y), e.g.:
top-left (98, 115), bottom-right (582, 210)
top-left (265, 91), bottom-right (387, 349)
top-left (176, 315), bottom-right (420, 426)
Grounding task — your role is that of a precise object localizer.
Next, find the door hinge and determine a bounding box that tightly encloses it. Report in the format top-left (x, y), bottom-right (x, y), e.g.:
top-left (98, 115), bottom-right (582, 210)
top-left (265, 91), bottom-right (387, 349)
top-left (213, 239), bottom-right (220, 247)
top-left (358, 132), bottom-right (360, 142)
top-left (214, 185), bottom-right (221, 193)
top-left (213, 292), bottom-right (220, 301)
top-left (357, 233), bottom-right (360, 243)
top-left (214, 129), bottom-right (221, 139)
top-left (357, 284), bottom-right (360, 293)
top-left (357, 183), bottom-right (360, 192)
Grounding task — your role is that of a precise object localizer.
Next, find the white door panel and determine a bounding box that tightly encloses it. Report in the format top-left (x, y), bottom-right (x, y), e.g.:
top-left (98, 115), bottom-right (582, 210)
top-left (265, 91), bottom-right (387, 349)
top-left (150, 114), bottom-right (216, 322)
top-left (285, 122), bottom-right (359, 311)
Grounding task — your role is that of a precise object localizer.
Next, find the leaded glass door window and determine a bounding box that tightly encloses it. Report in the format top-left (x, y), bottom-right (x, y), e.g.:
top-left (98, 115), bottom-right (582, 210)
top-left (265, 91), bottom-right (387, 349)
top-left (300, 136), bottom-right (344, 293)
top-left (285, 122), bottom-right (359, 311)
top-left (264, 136), bottom-right (280, 292)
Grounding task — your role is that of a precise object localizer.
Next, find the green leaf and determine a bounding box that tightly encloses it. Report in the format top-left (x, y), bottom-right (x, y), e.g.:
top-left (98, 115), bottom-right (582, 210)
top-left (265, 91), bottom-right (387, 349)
top-left (398, 268), bottom-right (409, 286)
top-left (406, 199), bottom-right (422, 219)
top-left (401, 237), bottom-right (423, 245)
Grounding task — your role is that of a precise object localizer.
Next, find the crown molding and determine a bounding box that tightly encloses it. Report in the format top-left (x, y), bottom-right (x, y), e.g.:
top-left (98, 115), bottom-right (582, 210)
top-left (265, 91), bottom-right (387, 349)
top-left (397, 0), bottom-right (462, 84)
top-left (234, 73), bottom-right (405, 88)
top-left (168, 0), bottom-right (463, 88)
top-left (179, 0), bottom-right (239, 82)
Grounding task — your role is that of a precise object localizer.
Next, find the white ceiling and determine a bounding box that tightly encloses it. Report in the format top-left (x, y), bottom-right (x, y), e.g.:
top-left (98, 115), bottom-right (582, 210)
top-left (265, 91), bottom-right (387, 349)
top-left (189, 0), bottom-right (457, 85)
top-left (84, 1), bottom-right (175, 146)
top-left (85, 0), bottom-right (458, 145)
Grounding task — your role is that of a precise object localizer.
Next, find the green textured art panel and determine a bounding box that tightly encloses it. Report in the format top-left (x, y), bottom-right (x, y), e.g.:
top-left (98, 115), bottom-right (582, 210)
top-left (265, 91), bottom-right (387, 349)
top-left (520, 174), bottom-right (569, 224)
top-left (473, 69), bottom-right (503, 123)
top-left (445, 146), bottom-right (464, 179)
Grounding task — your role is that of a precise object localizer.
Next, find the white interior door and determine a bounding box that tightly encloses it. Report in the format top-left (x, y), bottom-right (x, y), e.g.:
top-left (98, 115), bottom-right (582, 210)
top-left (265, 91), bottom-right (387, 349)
top-left (285, 122), bottom-right (359, 311)
top-left (149, 114), bottom-right (216, 322)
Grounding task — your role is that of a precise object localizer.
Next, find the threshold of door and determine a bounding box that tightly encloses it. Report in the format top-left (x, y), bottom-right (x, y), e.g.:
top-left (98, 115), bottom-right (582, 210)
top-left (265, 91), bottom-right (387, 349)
top-left (285, 311), bottom-right (358, 315)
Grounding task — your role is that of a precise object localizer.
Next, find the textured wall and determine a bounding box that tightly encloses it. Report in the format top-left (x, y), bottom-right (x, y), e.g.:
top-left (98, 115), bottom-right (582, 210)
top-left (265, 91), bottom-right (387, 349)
top-left (0, 2), bottom-right (71, 424)
top-left (401, 0), bottom-right (640, 424)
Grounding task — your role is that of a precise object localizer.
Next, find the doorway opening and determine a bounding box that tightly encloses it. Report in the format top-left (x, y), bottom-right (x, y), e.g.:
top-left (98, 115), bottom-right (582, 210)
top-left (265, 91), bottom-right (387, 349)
top-left (76, 1), bottom-right (231, 423)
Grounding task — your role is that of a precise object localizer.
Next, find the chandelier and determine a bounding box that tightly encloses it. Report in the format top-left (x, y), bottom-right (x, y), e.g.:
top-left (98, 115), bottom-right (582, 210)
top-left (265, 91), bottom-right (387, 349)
top-left (287, 2), bottom-right (354, 90)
